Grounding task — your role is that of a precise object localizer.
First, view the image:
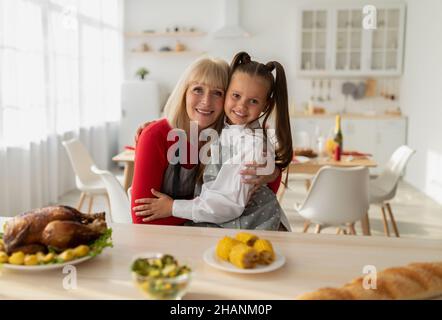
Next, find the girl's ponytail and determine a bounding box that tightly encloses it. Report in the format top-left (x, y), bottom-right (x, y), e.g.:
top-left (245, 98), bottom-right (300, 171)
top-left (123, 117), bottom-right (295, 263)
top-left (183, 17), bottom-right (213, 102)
top-left (263, 61), bottom-right (293, 169)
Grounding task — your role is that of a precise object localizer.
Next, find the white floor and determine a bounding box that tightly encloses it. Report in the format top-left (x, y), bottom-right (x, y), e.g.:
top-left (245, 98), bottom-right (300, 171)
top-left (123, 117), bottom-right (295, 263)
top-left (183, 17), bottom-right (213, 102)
top-left (57, 168), bottom-right (442, 240)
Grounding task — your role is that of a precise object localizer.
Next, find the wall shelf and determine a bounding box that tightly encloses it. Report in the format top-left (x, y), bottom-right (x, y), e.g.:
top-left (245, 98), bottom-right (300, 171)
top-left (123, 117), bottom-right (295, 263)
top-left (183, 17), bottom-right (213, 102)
top-left (129, 50), bottom-right (206, 56)
top-left (125, 31), bottom-right (206, 38)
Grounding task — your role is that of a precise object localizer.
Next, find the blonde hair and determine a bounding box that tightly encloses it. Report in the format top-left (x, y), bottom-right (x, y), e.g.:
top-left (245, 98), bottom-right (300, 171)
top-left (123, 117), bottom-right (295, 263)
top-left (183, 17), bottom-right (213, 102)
top-left (164, 57), bottom-right (230, 135)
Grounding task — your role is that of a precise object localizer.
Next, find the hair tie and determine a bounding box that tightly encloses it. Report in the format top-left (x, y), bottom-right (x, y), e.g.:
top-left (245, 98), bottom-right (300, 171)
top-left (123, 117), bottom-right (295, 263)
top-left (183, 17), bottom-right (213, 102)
top-left (265, 62), bottom-right (276, 72)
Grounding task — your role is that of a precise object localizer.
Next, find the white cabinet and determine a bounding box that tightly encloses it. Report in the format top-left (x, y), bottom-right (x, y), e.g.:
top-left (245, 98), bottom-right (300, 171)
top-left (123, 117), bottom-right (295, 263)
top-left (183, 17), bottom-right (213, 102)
top-left (291, 116), bottom-right (407, 174)
top-left (342, 119), bottom-right (377, 156)
top-left (374, 119), bottom-right (407, 169)
top-left (297, 3), bottom-right (406, 77)
top-left (299, 9), bottom-right (329, 72)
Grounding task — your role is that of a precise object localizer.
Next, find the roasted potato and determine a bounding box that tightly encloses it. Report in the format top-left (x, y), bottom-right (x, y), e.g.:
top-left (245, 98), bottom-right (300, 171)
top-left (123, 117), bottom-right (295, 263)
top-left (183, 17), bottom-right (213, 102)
top-left (42, 252), bottom-right (56, 264)
top-left (0, 251), bottom-right (8, 263)
top-left (36, 252), bottom-right (45, 263)
top-left (24, 254), bottom-right (39, 266)
top-left (73, 245), bottom-right (90, 258)
top-left (9, 251), bottom-right (25, 265)
top-left (58, 249), bottom-right (74, 262)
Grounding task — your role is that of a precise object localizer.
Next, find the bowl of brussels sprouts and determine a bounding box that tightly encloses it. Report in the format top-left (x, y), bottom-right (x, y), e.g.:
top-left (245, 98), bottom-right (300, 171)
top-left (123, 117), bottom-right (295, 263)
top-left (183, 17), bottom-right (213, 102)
top-left (131, 253), bottom-right (192, 300)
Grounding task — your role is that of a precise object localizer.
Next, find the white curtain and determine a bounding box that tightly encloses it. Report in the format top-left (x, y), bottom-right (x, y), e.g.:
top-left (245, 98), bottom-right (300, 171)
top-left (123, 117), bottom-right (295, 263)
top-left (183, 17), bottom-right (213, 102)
top-left (0, 0), bottom-right (123, 216)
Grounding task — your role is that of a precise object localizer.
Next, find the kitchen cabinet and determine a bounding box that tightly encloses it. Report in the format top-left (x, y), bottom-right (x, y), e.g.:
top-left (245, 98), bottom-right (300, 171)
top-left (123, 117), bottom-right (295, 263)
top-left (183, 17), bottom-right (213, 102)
top-left (297, 2), bottom-right (406, 77)
top-left (291, 115), bottom-right (407, 174)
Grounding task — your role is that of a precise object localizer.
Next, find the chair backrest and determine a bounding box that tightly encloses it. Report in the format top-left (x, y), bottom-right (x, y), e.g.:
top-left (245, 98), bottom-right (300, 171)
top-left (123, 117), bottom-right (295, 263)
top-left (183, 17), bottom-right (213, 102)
top-left (127, 186), bottom-right (132, 204)
top-left (62, 139), bottom-right (98, 185)
top-left (91, 166), bottom-right (132, 224)
top-left (298, 166), bottom-right (369, 226)
top-left (374, 145), bottom-right (415, 195)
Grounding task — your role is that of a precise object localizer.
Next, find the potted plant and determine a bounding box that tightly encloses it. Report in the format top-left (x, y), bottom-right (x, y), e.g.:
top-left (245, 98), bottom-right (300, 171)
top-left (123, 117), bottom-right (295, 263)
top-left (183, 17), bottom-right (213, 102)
top-left (136, 67), bottom-right (149, 80)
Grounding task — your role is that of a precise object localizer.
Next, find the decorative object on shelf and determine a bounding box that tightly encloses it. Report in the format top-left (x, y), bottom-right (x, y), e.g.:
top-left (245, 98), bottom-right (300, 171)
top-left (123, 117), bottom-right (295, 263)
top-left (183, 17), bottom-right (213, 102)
top-left (365, 78), bottom-right (377, 97)
top-left (135, 67), bottom-right (149, 80)
top-left (159, 46), bottom-right (172, 52)
top-left (342, 81), bottom-right (356, 113)
top-left (131, 43), bottom-right (150, 53)
top-left (175, 41), bottom-right (186, 52)
top-left (352, 82), bottom-right (366, 100)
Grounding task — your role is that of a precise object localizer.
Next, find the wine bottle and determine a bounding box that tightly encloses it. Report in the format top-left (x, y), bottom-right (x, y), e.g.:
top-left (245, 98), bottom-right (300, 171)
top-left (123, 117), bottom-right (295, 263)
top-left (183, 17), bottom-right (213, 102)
top-left (333, 114), bottom-right (343, 161)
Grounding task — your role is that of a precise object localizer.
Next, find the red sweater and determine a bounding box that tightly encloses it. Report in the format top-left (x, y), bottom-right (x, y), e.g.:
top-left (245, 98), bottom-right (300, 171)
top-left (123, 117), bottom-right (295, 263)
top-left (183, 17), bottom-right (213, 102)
top-left (131, 119), bottom-right (189, 225)
top-left (131, 119), bottom-right (281, 225)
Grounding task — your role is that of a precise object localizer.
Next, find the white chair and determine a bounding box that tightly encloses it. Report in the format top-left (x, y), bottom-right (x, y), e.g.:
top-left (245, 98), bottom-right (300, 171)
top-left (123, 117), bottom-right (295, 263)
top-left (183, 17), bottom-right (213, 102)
top-left (91, 166), bottom-right (132, 224)
top-left (62, 139), bottom-right (108, 213)
top-left (368, 145), bottom-right (415, 237)
top-left (296, 166), bottom-right (369, 235)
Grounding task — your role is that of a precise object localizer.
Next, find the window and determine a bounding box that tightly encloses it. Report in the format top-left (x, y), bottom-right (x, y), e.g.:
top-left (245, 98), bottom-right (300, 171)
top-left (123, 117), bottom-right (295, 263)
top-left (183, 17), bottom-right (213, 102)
top-left (0, 0), bottom-right (123, 145)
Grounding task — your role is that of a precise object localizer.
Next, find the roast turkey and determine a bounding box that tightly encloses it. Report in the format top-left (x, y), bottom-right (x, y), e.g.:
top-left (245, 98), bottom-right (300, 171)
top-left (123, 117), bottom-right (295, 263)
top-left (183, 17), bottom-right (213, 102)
top-left (3, 205), bottom-right (107, 254)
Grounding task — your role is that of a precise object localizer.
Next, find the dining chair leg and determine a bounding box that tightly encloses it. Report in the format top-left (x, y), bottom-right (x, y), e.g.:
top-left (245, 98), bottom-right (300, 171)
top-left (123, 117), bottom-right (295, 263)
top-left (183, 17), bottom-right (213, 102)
top-left (360, 212), bottom-right (371, 236)
top-left (314, 224), bottom-right (322, 234)
top-left (381, 205), bottom-right (390, 237)
top-left (348, 223), bottom-right (357, 235)
top-left (87, 195), bottom-right (94, 214)
top-left (302, 220), bottom-right (311, 233)
top-left (304, 179), bottom-right (311, 191)
top-left (385, 203), bottom-right (400, 237)
top-left (77, 192), bottom-right (86, 211)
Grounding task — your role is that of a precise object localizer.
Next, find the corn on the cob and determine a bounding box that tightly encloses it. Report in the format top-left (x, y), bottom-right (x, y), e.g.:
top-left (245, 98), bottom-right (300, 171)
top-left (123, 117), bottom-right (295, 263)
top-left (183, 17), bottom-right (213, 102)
top-left (216, 236), bottom-right (240, 261)
top-left (228, 243), bottom-right (258, 269)
top-left (235, 232), bottom-right (258, 246)
top-left (253, 239), bottom-right (275, 265)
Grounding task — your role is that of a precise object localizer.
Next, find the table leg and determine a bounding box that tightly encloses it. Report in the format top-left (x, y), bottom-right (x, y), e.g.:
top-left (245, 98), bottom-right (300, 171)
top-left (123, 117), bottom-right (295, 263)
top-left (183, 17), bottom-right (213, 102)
top-left (122, 162), bottom-right (134, 192)
top-left (361, 212), bottom-right (371, 236)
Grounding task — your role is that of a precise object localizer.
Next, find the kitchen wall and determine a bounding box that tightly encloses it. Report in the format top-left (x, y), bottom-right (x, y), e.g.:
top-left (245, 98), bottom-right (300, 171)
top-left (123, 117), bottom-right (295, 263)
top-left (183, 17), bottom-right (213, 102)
top-left (124, 0), bottom-right (399, 112)
top-left (124, 0), bottom-right (442, 204)
top-left (400, 0), bottom-right (442, 205)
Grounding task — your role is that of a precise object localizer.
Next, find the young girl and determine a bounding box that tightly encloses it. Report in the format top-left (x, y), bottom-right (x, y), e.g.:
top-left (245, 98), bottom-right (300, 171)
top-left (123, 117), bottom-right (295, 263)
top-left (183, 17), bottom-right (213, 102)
top-left (134, 52), bottom-right (293, 231)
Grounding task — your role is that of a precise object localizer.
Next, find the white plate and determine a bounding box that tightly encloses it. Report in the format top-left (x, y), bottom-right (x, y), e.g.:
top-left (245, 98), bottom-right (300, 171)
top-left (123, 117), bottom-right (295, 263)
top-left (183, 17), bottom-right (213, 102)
top-left (203, 246), bottom-right (285, 274)
top-left (1, 255), bottom-right (94, 272)
top-left (293, 156), bottom-right (311, 163)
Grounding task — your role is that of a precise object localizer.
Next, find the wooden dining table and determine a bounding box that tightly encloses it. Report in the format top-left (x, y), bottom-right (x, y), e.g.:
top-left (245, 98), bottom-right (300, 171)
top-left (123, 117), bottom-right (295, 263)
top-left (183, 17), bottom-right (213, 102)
top-left (1, 223), bottom-right (441, 300)
top-left (112, 149), bottom-right (135, 192)
top-left (288, 155), bottom-right (377, 175)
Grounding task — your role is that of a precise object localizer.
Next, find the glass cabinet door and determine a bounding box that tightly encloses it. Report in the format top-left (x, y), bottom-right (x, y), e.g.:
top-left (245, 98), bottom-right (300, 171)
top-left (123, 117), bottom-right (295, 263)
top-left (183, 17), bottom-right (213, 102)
top-left (335, 9), bottom-right (362, 72)
top-left (371, 8), bottom-right (400, 71)
top-left (300, 10), bottom-right (327, 71)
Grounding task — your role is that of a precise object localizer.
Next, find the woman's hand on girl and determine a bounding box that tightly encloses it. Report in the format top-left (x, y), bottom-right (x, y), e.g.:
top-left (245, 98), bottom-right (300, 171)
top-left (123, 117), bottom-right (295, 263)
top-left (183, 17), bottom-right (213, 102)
top-left (240, 162), bottom-right (281, 194)
top-left (134, 120), bottom-right (156, 145)
top-left (133, 189), bottom-right (174, 222)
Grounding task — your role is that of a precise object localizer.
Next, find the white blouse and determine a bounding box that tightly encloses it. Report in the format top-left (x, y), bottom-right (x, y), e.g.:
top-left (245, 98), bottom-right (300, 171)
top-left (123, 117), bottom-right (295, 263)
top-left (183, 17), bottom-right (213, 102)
top-left (172, 120), bottom-right (275, 224)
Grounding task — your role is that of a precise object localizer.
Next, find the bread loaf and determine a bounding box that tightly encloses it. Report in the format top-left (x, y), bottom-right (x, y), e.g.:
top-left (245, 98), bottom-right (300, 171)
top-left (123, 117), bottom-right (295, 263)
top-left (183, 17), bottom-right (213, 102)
top-left (297, 261), bottom-right (442, 300)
